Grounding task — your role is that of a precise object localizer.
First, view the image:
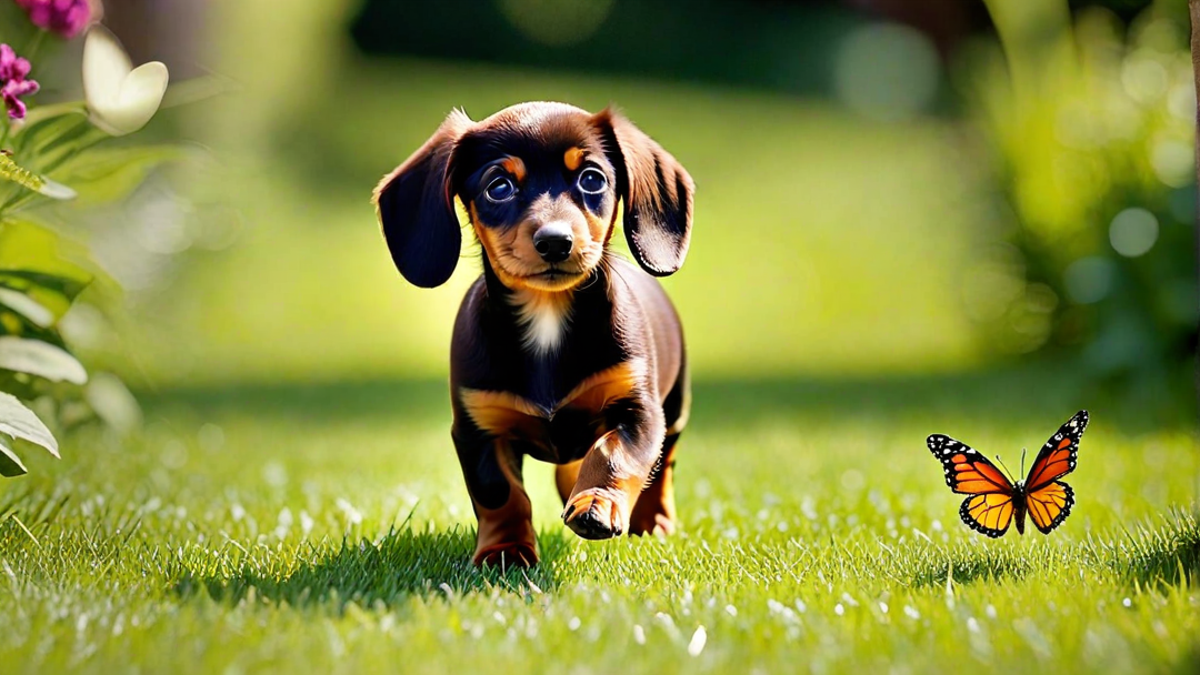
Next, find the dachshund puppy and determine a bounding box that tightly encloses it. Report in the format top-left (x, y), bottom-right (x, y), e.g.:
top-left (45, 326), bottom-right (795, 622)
top-left (373, 102), bottom-right (694, 567)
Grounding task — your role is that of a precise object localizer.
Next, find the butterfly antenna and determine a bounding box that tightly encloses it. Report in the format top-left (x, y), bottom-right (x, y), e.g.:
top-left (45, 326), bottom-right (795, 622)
top-left (994, 454), bottom-right (1017, 483)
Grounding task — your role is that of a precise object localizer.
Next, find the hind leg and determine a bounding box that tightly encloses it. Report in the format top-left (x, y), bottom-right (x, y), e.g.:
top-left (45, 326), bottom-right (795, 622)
top-left (629, 432), bottom-right (680, 535)
top-left (629, 359), bottom-right (689, 536)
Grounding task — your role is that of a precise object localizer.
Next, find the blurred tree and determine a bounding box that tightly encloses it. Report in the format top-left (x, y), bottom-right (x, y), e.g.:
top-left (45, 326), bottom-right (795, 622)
top-left (961, 0), bottom-right (1196, 389)
top-left (349, 0), bottom-right (991, 97)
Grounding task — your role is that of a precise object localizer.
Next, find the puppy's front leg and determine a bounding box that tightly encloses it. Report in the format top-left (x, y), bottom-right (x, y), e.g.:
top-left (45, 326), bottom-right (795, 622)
top-left (561, 395), bottom-right (665, 539)
top-left (454, 431), bottom-right (538, 567)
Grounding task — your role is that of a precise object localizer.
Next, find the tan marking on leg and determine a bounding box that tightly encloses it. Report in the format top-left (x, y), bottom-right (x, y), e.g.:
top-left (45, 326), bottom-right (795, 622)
top-left (473, 441), bottom-right (538, 567)
top-left (561, 430), bottom-right (646, 539)
top-left (555, 460), bottom-right (582, 504)
top-left (459, 388), bottom-right (546, 437)
top-left (463, 361), bottom-right (643, 436)
top-left (630, 441), bottom-right (678, 536)
top-left (559, 360), bottom-right (644, 414)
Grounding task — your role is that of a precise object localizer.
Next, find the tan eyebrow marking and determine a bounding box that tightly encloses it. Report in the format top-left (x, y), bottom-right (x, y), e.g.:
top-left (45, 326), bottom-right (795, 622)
top-left (564, 147), bottom-right (585, 171)
top-left (501, 156), bottom-right (526, 182)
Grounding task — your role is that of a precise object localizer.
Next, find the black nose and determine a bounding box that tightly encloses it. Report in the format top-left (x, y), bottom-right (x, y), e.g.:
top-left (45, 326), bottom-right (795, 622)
top-left (533, 223), bottom-right (573, 263)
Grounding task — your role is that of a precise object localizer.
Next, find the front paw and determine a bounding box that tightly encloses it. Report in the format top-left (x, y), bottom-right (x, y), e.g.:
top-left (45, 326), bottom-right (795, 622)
top-left (473, 541), bottom-right (538, 568)
top-left (562, 489), bottom-right (629, 539)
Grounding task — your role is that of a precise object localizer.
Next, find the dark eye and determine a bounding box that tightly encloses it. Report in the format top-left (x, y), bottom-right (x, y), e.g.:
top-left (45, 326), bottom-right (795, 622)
top-left (577, 168), bottom-right (607, 195)
top-left (485, 176), bottom-right (516, 202)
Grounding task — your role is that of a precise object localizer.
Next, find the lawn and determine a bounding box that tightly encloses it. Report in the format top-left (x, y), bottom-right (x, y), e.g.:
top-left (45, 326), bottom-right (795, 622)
top-left (2, 3), bottom-right (1198, 672)
top-left (0, 369), bottom-right (1196, 674)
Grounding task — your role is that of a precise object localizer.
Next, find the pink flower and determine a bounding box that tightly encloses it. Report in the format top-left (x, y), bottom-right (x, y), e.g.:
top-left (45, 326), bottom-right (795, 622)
top-left (0, 44), bottom-right (39, 120)
top-left (14, 0), bottom-right (94, 39)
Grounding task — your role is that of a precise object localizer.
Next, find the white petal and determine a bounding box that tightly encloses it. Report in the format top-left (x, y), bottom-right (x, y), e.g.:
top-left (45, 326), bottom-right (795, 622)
top-left (37, 177), bottom-right (77, 200)
top-left (83, 25), bottom-right (133, 106)
top-left (82, 26), bottom-right (169, 136)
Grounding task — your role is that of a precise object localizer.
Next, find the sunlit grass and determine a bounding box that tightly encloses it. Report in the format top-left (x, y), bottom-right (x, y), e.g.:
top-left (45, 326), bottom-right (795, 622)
top-left (1, 371), bottom-right (1196, 674)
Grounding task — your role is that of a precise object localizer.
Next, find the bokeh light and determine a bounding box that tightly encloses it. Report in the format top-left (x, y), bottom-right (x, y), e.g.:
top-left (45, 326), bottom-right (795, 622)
top-left (1108, 207), bottom-right (1159, 257)
top-left (1149, 137), bottom-right (1193, 187)
top-left (834, 22), bottom-right (940, 122)
top-left (1063, 256), bottom-right (1116, 304)
top-left (497, 0), bottom-right (615, 47)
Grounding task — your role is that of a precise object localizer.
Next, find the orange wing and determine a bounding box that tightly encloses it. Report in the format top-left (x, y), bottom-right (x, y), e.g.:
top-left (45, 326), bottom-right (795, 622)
top-left (1026, 481), bottom-right (1075, 534)
top-left (1025, 410), bottom-right (1088, 492)
top-left (927, 434), bottom-right (1014, 495)
top-left (927, 434), bottom-right (1017, 538)
top-left (960, 493), bottom-right (1016, 538)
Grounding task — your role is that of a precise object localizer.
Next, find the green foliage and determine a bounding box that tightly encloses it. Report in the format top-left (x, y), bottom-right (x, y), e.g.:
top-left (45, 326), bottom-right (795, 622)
top-left (964, 0), bottom-right (1197, 379)
top-left (0, 21), bottom-right (181, 478)
top-left (0, 391), bottom-right (57, 476)
top-left (0, 336), bottom-right (87, 384)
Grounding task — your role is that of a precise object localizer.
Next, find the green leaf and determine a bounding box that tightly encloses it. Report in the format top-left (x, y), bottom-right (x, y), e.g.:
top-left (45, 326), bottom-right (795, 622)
top-left (0, 268), bottom-right (91, 301)
top-left (0, 336), bottom-right (88, 384)
top-left (0, 268), bottom-right (91, 322)
top-left (0, 221), bottom-right (98, 292)
top-left (0, 390), bottom-right (58, 457)
top-left (15, 101), bottom-right (88, 130)
top-left (0, 434), bottom-right (27, 477)
top-left (0, 287), bottom-right (54, 327)
top-left (50, 145), bottom-right (186, 205)
top-left (12, 111), bottom-right (93, 167)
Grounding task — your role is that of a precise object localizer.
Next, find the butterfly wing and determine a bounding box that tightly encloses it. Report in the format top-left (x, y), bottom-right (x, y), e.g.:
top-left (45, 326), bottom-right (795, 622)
top-left (1021, 410), bottom-right (1087, 535)
top-left (1025, 410), bottom-right (1088, 492)
top-left (927, 434), bottom-right (1017, 538)
top-left (1026, 481), bottom-right (1075, 534)
top-left (960, 493), bottom-right (1018, 538)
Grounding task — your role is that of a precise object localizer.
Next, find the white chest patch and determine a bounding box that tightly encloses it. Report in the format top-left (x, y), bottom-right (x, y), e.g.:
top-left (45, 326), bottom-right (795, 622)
top-left (509, 289), bottom-right (573, 355)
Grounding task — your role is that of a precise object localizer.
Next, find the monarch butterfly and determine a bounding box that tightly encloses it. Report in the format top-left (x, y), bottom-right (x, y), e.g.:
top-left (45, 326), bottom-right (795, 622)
top-left (926, 410), bottom-right (1088, 537)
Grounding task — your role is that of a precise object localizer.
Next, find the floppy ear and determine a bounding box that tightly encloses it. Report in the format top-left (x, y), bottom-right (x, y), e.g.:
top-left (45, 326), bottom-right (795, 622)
top-left (593, 108), bottom-right (695, 276)
top-left (373, 109), bottom-right (473, 288)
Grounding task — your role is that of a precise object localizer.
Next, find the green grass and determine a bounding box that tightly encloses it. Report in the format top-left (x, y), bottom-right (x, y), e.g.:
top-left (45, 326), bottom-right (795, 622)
top-left (1, 369), bottom-right (1197, 674)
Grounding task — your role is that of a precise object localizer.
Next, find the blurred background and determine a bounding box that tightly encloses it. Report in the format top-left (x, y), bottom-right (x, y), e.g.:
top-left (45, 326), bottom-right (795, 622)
top-left (2, 0), bottom-right (1196, 501)
top-left (58, 0), bottom-right (1192, 395)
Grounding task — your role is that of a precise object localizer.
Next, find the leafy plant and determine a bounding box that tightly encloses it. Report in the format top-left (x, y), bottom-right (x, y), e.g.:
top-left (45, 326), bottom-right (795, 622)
top-left (1, 5), bottom-right (176, 477)
top-left (962, 0), bottom-right (1196, 386)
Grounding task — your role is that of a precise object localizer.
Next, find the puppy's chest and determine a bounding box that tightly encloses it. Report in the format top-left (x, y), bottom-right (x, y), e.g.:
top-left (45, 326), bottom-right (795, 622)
top-left (459, 358), bottom-right (644, 459)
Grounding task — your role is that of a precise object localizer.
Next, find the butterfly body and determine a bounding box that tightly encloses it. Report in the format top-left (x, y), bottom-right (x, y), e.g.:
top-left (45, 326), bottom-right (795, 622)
top-left (929, 411), bottom-right (1087, 538)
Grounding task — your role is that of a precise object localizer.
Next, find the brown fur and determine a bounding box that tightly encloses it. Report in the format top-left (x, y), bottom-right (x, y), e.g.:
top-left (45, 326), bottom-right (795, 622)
top-left (373, 102), bottom-right (694, 566)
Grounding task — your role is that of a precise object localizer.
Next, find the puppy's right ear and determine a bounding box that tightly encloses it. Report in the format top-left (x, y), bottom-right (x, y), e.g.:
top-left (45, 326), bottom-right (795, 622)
top-left (373, 109), bottom-right (473, 288)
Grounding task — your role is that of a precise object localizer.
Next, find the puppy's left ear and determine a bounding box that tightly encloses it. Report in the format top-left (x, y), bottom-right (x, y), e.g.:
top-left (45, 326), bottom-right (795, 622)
top-left (593, 108), bottom-right (695, 276)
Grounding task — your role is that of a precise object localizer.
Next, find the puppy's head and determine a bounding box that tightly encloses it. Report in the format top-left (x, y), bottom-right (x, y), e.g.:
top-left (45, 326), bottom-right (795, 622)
top-left (374, 102), bottom-right (694, 290)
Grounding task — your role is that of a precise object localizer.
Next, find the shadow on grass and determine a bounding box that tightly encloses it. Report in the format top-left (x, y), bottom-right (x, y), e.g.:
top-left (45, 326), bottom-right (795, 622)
top-left (910, 549), bottom-right (1033, 588)
top-left (176, 526), bottom-right (571, 610)
top-left (139, 362), bottom-right (1194, 433)
top-left (910, 511), bottom-right (1200, 589)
